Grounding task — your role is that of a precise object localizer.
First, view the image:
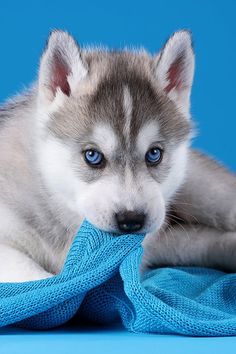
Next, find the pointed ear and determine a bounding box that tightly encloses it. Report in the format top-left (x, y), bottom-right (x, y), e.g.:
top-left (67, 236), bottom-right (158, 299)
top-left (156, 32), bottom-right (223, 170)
top-left (154, 30), bottom-right (195, 115)
top-left (38, 30), bottom-right (87, 105)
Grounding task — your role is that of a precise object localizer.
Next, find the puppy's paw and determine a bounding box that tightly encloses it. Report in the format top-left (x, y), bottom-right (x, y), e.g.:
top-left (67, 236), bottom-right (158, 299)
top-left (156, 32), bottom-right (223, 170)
top-left (221, 232), bottom-right (236, 272)
top-left (224, 205), bottom-right (236, 232)
top-left (231, 205), bottom-right (236, 230)
top-left (214, 204), bottom-right (236, 232)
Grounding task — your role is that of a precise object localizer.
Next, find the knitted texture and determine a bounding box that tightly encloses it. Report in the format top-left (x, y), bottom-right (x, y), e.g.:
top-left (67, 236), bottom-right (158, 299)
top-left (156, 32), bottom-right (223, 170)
top-left (1, 219), bottom-right (236, 336)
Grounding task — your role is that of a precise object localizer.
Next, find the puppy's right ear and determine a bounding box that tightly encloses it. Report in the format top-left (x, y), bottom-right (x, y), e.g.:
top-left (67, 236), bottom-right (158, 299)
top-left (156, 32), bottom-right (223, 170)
top-left (38, 30), bottom-right (87, 106)
top-left (154, 30), bottom-right (194, 116)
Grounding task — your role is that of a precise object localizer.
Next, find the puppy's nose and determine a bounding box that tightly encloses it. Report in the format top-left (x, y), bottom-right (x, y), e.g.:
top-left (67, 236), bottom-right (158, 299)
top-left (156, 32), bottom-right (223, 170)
top-left (115, 210), bottom-right (145, 233)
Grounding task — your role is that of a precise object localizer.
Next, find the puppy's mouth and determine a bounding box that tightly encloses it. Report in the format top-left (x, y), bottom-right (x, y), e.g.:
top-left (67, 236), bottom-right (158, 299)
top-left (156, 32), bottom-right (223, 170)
top-left (84, 211), bottom-right (161, 235)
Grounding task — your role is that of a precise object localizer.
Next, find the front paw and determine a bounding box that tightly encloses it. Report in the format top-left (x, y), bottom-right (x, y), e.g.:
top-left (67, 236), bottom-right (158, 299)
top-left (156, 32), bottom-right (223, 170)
top-left (225, 205), bottom-right (236, 232)
top-left (215, 204), bottom-right (236, 232)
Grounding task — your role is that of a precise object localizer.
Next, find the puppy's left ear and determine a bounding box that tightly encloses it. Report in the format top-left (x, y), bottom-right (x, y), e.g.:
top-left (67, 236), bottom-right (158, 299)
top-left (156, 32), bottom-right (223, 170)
top-left (154, 30), bottom-right (195, 115)
top-left (38, 30), bottom-right (88, 106)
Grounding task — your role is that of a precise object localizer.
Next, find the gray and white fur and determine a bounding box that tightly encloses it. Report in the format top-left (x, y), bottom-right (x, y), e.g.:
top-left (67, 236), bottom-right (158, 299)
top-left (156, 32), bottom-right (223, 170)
top-left (0, 30), bottom-right (236, 282)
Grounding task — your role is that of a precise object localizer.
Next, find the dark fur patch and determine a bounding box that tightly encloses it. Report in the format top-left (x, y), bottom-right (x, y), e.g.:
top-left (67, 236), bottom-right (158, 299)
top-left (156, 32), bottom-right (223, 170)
top-left (87, 53), bottom-right (191, 146)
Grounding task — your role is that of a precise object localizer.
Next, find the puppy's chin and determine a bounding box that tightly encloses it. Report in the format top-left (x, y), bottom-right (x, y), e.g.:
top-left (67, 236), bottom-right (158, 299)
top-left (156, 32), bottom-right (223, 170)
top-left (145, 223), bottom-right (162, 235)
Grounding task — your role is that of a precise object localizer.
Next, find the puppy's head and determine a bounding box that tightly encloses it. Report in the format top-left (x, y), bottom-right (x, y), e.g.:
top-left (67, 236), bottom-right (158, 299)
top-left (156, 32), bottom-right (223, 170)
top-left (35, 30), bottom-right (194, 234)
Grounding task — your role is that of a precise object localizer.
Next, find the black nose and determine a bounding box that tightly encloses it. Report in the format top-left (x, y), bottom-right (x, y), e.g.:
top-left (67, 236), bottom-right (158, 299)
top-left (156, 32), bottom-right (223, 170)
top-left (115, 210), bottom-right (145, 233)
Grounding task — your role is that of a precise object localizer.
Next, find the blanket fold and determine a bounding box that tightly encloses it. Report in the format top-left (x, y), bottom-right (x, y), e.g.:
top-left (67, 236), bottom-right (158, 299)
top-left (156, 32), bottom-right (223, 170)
top-left (1, 220), bottom-right (236, 336)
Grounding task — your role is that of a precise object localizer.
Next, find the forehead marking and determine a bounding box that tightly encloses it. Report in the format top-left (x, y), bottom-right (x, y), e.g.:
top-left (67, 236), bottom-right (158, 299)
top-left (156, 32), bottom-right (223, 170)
top-left (123, 164), bottom-right (136, 210)
top-left (91, 123), bottom-right (118, 156)
top-left (136, 121), bottom-right (160, 156)
top-left (123, 86), bottom-right (133, 148)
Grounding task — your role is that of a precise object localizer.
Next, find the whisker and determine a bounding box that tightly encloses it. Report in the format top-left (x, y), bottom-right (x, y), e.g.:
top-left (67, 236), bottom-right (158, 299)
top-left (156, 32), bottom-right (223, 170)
top-left (167, 207), bottom-right (200, 224)
top-left (167, 216), bottom-right (191, 241)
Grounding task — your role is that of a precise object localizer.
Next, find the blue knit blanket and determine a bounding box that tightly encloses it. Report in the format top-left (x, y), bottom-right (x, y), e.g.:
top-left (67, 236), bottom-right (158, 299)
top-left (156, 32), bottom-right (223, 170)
top-left (1, 220), bottom-right (236, 336)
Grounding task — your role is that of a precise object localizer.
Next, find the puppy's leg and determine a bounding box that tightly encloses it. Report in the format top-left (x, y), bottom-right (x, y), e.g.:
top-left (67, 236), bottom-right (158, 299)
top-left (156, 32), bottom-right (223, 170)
top-left (142, 225), bottom-right (236, 272)
top-left (0, 244), bottom-right (53, 282)
top-left (172, 150), bottom-right (236, 231)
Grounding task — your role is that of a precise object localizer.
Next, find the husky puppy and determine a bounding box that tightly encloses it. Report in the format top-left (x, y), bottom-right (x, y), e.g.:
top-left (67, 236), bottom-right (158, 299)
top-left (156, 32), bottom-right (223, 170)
top-left (0, 30), bottom-right (235, 282)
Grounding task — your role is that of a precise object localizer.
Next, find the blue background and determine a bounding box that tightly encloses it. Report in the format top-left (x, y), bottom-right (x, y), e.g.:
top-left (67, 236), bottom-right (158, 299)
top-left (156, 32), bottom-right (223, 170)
top-left (0, 0), bottom-right (235, 170)
top-left (1, 325), bottom-right (236, 354)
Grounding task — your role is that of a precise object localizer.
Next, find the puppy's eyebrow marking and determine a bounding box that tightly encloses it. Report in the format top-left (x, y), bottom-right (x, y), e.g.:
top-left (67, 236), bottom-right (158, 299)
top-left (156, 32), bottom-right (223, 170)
top-left (91, 123), bottom-right (118, 155)
top-left (136, 121), bottom-right (160, 155)
top-left (123, 85), bottom-right (133, 148)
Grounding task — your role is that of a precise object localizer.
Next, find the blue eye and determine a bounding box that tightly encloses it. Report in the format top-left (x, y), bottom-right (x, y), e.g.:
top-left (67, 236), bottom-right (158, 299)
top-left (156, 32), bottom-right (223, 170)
top-left (84, 149), bottom-right (104, 166)
top-left (145, 147), bottom-right (163, 165)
